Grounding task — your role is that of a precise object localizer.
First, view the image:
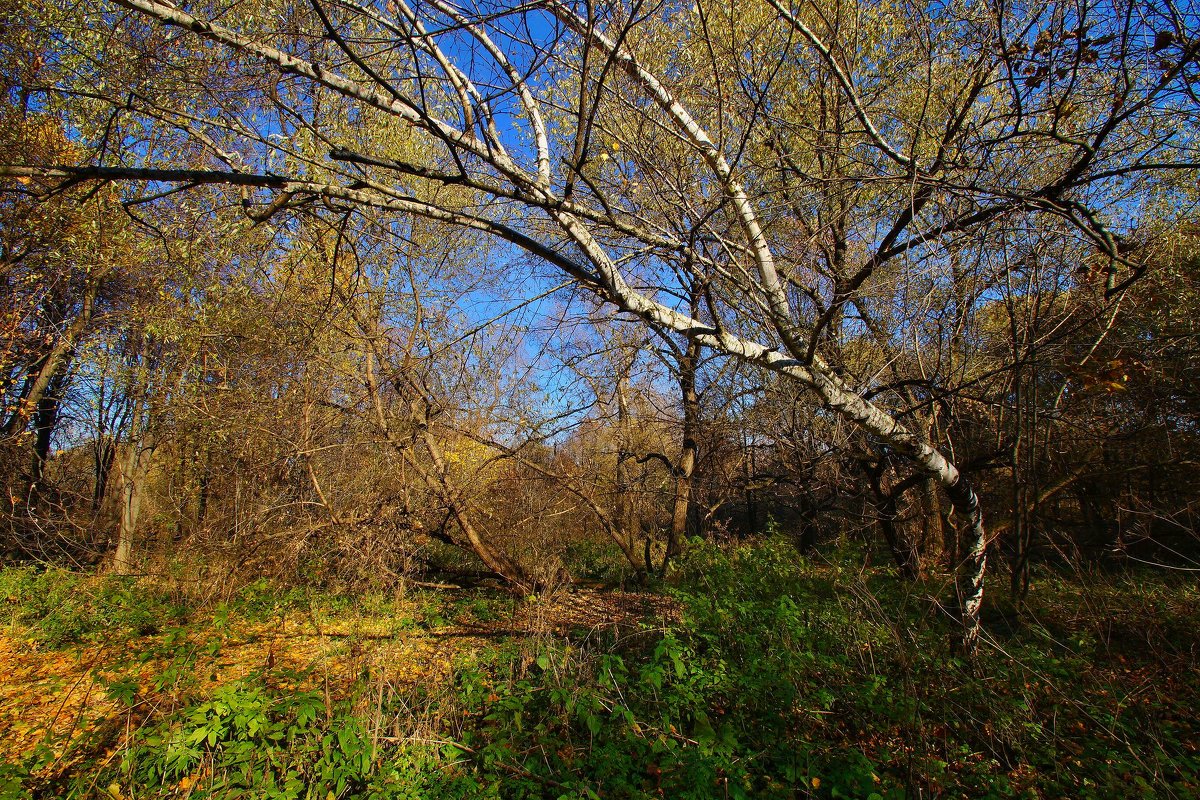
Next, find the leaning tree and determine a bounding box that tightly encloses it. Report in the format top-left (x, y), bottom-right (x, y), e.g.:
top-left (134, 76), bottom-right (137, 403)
top-left (3, 0), bottom-right (1198, 649)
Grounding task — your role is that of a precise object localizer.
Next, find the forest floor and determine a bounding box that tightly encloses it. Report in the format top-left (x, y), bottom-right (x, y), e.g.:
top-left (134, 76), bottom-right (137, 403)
top-left (0, 545), bottom-right (1197, 799)
top-left (0, 609), bottom-right (458, 764)
top-left (0, 578), bottom-right (677, 777)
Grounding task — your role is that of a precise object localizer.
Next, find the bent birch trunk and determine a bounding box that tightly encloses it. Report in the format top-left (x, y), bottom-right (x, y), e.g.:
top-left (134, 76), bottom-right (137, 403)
top-left (43, 0), bottom-right (994, 650)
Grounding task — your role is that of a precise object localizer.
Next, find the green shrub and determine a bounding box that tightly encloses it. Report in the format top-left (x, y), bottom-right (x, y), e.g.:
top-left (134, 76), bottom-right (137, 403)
top-left (4, 545), bottom-right (1196, 799)
top-left (95, 678), bottom-right (498, 800)
top-left (231, 577), bottom-right (308, 620)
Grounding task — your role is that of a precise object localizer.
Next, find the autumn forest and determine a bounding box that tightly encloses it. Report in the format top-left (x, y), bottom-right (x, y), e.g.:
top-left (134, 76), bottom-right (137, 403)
top-left (1, 0), bottom-right (1199, 796)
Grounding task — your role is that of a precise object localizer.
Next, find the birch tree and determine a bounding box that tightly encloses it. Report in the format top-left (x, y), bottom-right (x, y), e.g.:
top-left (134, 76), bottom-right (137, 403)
top-left (4, 0), bottom-right (1198, 648)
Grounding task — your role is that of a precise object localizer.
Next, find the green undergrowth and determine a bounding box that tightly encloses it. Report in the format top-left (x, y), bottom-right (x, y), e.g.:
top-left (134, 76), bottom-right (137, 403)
top-left (0, 566), bottom-right (421, 647)
top-left (0, 566), bottom-right (192, 646)
top-left (1, 542), bottom-right (1198, 799)
top-left (424, 542), bottom-right (1198, 799)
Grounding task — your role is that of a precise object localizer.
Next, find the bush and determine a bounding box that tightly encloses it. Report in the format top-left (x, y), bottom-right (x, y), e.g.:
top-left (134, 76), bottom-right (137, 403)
top-left (3, 547), bottom-right (1196, 798)
top-left (562, 538), bottom-right (636, 585)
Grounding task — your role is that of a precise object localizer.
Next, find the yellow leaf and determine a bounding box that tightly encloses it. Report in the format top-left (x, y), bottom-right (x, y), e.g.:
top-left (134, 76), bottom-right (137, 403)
top-left (106, 783), bottom-right (124, 800)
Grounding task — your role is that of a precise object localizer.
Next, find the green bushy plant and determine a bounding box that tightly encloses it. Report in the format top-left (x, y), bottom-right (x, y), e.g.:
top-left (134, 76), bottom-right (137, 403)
top-left (231, 578), bottom-right (308, 620)
top-left (434, 538), bottom-right (1198, 798)
top-left (88, 676), bottom-right (500, 800)
top-left (4, 543), bottom-right (1195, 799)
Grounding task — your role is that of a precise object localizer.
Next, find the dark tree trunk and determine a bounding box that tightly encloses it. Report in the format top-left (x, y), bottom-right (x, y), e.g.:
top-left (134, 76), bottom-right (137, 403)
top-left (196, 447), bottom-right (211, 525)
top-left (2, 278), bottom-right (99, 438)
top-left (864, 460), bottom-right (919, 579)
top-left (664, 337), bottom-right (701, 572)
top-left (29, 368), bottom-right (71, 501)
top-left (92, 435), bottom-right (117, 512)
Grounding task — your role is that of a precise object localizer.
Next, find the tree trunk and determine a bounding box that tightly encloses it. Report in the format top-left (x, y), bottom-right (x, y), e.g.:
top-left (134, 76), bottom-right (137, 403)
top-left (743, 433), bottom-right (758, 534)
top-left (921, 477), bottom-right (944, 566)
top-left (864, 461), bottom-right (919, 578)
top-left (664, 338), bottom-right (700, 571)
top-left (28, 368), bottom-right (70, 503)
top-left (614, 355), bottom-right (636, 560)
top-left (2, 277), bottom-right (99, 438)
top-left (946, 477), bottom-right (987, 653)
top-left (113, 434), bottom-right (152, 575)
top-left (195, 447), bottom-right (211, 526)
top-left (111, 338), bottom-right (156, 575)
top-left (92, 435), bottom-right (117, 512)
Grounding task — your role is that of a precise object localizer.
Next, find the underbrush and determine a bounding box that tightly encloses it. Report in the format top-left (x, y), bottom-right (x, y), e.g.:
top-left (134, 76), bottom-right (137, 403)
top-left (428, 541), bottom-right (1199, 798)
top-left (0, 566), bottom-right (192, 646)
top-left (1, 543), bottom-right (1197, 799)
top-left (107, 680), bottom-right (483, 800)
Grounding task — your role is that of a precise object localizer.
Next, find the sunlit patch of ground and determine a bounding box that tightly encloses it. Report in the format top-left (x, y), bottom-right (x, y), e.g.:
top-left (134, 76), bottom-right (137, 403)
top-left (0, 614), bottom-right (449, 765)
top-left (0, 633), bottom-right (120, 762)
top-left (0, 588), bottom-right (675, 767)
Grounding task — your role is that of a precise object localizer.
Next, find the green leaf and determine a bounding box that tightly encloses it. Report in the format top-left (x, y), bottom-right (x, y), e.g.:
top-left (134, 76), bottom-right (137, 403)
top-left (692, 712), bottom-right (716, 746)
